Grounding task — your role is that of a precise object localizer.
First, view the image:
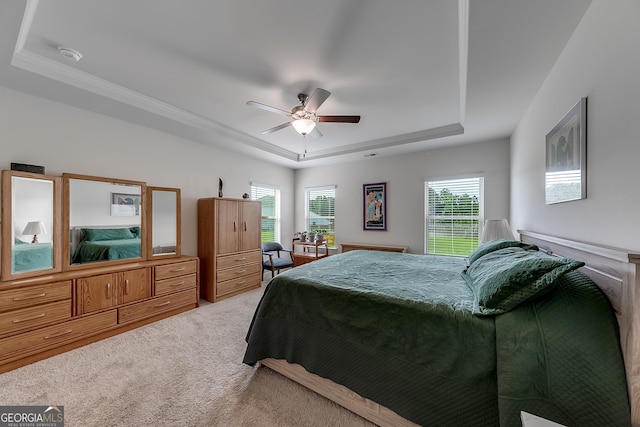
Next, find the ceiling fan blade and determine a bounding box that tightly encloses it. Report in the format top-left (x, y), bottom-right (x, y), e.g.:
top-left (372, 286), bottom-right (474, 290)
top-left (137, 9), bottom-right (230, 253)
top-left (318, 115), bottom-right (361, 123)
top-left (246, 101), bottom-right (291, 116)
top-left (309, 126), bottom-right (323, 138)
top-left (304, 88), bottom-right (331, 113)
top-left (261, 122), bottom-right (291, 134)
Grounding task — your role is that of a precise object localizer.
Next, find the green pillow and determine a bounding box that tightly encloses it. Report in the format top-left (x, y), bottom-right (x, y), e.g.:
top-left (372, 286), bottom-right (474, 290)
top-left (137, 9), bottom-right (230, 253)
top-left (82, 227), bottom-right (135, 242)
top-left (462, 247), bottom-right (584, 316)
top-left (466, 239), bottom-right (538, 266)
top-left (129, 226), bottom-right (141, 237)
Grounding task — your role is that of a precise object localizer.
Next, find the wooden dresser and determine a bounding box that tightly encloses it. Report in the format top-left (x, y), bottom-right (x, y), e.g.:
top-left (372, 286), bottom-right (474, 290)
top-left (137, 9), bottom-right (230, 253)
top-left (0, 256), bottom-right (199, 373)
top-left (197, 197), bottom-right (262, 302)
top-left (340, 243), bottom-right (409, 253)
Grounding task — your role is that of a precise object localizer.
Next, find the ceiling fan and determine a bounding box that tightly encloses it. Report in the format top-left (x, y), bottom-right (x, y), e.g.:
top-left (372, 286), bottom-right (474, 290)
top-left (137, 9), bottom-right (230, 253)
top-left (246, 88), bottom-right (361, 137)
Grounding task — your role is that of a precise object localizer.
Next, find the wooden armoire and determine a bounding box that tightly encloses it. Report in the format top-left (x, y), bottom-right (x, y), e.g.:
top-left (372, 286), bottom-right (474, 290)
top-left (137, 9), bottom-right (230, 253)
top-left (197, 197), bottom-right (262, 302)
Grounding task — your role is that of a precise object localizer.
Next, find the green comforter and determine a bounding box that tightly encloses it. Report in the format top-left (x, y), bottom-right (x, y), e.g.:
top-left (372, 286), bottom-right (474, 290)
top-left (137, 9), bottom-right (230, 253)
top-left (72, 238), bottom-right (141, 263)
top-left (243, 250), bottom-right (630, 426)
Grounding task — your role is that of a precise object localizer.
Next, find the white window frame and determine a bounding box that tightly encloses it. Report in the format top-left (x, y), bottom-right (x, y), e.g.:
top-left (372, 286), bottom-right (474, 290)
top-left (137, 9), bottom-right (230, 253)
top-left (305, 185), bottom-right (336, 247)
top-left (424, 176), bottom-right (484, 256)
top-left (251, 182), bottom-right (281, 243)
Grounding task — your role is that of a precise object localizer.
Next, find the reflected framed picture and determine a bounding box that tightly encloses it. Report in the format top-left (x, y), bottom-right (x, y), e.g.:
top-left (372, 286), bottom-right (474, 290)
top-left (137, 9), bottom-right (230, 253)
top-left (545, 98), bottom-right (587, 204)
top-left (111, 192), bottom-right (141, 216)
top-left (363, 182), bottom-right (386, 230)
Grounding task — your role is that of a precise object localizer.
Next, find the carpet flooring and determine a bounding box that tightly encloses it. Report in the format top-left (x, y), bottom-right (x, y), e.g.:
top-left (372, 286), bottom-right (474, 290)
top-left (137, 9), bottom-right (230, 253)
top-left (0, 282), bottom-right (375, 426)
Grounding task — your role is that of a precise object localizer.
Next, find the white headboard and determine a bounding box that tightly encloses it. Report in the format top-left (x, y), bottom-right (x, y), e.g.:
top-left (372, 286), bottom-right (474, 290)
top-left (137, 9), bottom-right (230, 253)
top-left (519, 230), bottom-right (640, 426)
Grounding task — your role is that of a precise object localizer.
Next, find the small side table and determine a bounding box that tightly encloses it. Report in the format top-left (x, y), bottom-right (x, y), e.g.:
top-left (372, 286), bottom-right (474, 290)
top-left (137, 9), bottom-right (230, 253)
top-left (292, 238), bottom-right (329, 266)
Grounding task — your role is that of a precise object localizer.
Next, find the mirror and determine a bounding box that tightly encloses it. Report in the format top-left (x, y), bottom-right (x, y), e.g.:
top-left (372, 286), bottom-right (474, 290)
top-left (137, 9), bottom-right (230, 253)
top-left (63, 173), bottom-right (146, 269)
top-left (1, 170), bottom-right (61, 281)
top-left (147, 187), bottom-right (181, 258)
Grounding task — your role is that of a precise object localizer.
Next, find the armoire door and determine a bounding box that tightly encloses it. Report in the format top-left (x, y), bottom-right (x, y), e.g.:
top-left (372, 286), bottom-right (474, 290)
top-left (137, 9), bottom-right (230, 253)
top-left (216, 200), bottom-right (239, 254)
top-left (240, 201), bottom-right (261, 251)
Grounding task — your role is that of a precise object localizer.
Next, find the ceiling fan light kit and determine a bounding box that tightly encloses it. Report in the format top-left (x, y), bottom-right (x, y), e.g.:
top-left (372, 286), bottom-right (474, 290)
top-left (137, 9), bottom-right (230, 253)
top-left (291, 119), bottom-right (316, 136)
top-left (247, 88), bottom-right (361, 142)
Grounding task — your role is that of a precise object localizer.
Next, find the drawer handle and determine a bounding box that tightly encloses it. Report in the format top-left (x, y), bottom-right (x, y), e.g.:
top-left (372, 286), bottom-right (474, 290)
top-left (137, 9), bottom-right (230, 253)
top-left (44, 329), bottom-right (73, 339)
top-left (125, 279), bottom-right (130, 295)
top-left (236, 280), bottom-right (246, 285)
top-left (236, 270), bottom-right (246, 274)
top-left (170, 281), bottom-right (185, 287)
top-left (170, 267), bottom-right (186, 272)
top-left (13, 313), bottom-right (46, 323)
top-left (13, 293), bottom-right (46, 302)
top-left (236, 257), bottom-right (247, 261)
top-left (155, 300), bottom-right (172, 308)
top-left (107, 283), bottom-right (112, 299)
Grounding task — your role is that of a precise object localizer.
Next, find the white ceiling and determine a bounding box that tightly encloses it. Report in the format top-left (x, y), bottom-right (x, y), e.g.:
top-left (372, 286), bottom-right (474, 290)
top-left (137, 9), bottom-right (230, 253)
top-left (0, 0), bottom-right (592, 168)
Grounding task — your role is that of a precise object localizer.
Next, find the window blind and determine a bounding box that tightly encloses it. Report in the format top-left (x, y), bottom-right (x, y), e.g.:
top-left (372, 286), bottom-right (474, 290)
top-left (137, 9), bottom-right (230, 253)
top-left (305, 185), bottom-right (336, 247)
top-left (251, 183), bottom-right (280, 243)
top-left (425, 177), bottom-right (483, 256)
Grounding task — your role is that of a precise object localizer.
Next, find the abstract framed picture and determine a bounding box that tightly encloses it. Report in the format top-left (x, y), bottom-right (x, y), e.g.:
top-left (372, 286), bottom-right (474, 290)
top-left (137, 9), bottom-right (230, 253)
top-left (363, 182), bottom-right (386, 231)
top-left (545, 97), bottom-right (587, 204)
top-left (110, 192), bottom-right (141, 216)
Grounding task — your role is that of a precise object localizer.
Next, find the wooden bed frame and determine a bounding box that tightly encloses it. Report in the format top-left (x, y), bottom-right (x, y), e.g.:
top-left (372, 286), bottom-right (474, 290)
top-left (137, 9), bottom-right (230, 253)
top-left (259, 230), bottom-right (640, 426)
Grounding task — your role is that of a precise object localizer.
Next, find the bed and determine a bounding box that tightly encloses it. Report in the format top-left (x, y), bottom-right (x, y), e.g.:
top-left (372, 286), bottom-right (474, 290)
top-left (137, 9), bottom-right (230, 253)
top-left (243, 231), bottom-right (639, 426)
top-left (11, 239), bottom-right (53, 272)
top-left (71, 226), bottom-right (141, 263)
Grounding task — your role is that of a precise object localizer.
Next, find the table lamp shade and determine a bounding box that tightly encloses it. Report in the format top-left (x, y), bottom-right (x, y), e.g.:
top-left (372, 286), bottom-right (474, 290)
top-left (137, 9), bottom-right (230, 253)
top-left (480, 219), bottom-right (514, 243)
top-left (22, 221), bottom-right (46, 243)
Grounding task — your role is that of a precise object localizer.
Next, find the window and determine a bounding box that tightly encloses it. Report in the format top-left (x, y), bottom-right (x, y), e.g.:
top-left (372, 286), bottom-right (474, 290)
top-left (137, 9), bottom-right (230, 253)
top-left (251, 183), bottom-right (280, 243)
top-left (425, 177), bottom-right (483, 256)
top-left (305, 185), bottom-right (336, 247)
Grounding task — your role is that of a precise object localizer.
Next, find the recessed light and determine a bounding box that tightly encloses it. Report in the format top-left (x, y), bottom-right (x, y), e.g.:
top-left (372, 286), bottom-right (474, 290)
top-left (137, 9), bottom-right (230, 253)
top-left (57, 46), bottom-right (83, 62)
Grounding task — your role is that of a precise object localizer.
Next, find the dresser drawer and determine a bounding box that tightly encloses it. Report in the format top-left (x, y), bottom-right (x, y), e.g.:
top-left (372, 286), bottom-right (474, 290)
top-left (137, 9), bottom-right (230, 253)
top-left (216, 250), bottom-right (261, 269)
top-left (155, 260), bottom-right (197, 280)
top-left (216, 262), bottom-right (261, 283)
top-left (0, 281), bottom-right (72, 313)
top-left (118, 289), bottom-right (197, 324)
top-left (154, 260), bottom-right (198, 281)
top-left (216, 271), bottom-right (261, 297)
top-left (0, 310), bottom-right (117, 360)
top-left (155, 273), bottom-right (197, 295)
top-left (0, 300), bottom-right (71, 337)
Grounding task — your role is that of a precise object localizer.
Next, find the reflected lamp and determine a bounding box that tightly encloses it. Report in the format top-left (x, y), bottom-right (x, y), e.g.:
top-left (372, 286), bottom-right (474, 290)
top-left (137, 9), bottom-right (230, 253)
top-left (22, 221), bottom-right (46, 243)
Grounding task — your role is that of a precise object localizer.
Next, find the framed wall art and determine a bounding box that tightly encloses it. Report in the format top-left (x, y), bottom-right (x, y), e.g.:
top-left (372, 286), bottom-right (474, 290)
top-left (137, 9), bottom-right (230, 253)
top-left (363, 182), bottom-right (386, 231)
top-left (110, 192), bottom-right (141, 216)
top-left (545, 97), bottom-right (587, 204)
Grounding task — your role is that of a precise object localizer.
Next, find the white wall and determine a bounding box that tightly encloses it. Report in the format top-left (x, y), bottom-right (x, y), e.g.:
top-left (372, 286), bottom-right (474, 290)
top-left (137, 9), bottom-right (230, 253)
top-left (0, 86), bottom-right (295, 256)
top-left (511, 0), bottom-right (640, 250)
top-left (295, 138), bottom-right (510, 254)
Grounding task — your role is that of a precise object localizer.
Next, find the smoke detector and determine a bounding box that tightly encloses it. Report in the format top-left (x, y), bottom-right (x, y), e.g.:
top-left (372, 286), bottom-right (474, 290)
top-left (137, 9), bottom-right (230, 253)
top-left (57, 46), bottom-right (83, 62)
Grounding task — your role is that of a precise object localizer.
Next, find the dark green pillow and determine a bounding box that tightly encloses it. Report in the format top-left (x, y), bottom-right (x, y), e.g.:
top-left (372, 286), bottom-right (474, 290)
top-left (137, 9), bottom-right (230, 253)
top-left (462, 247), bottom-right (584, 316)
top-left (82, 227), bottom-right (135, 242)
top-left (466, 239), bottom-right (538, 266)
top-left (129, 226), bottom-right (141, 237)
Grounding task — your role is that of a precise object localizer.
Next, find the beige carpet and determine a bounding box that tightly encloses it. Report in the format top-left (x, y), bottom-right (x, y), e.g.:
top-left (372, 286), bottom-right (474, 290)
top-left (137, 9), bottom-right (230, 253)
top-left (0, 282), bottom-right (375, 427)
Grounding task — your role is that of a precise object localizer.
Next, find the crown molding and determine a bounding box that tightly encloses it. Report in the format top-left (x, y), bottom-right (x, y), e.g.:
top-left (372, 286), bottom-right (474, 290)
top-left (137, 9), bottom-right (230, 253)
top-left (297, 123), bottom-right (464, 161)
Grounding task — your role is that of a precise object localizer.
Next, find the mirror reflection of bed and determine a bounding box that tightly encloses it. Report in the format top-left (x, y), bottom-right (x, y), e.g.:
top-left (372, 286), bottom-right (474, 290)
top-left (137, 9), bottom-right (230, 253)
top-left (12, 239), bottom-right (53, 273)
top-left (66, 175), bottom-right (143, 266)
top-left (1, 170), bottom-right (60, 280)
top-left (70, 225), bottom-right (141, 264)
